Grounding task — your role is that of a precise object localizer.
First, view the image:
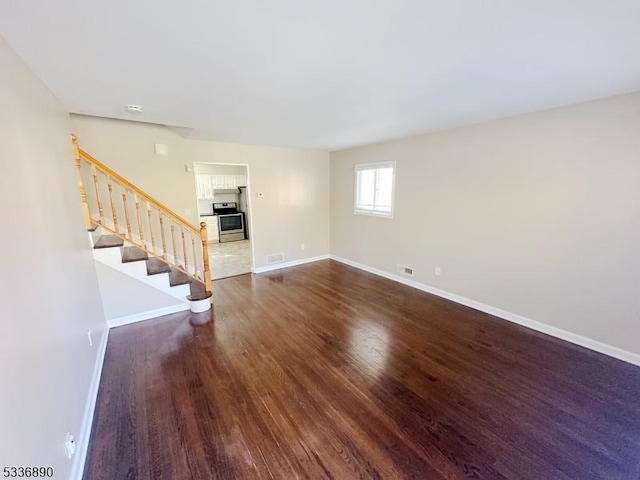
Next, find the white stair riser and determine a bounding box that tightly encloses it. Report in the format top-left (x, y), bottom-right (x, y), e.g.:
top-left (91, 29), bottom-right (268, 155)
top-left (89, 232), bottom-right (190, 303)
top-left (93, 219), bottom-right (197, 275)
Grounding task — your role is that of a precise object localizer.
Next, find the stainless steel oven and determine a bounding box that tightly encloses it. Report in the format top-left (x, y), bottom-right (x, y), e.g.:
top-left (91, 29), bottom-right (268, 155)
top-left (213, 203), bottom-right (246, 243)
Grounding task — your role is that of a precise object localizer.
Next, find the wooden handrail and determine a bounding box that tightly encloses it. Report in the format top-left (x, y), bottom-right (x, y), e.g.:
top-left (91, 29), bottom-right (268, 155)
top-left (76, 144), bottom-right (199, 236)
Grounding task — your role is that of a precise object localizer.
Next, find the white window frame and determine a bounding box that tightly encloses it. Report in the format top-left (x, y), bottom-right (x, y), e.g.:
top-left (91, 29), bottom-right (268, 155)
top-left (354, 161), bottom-right (396, 218)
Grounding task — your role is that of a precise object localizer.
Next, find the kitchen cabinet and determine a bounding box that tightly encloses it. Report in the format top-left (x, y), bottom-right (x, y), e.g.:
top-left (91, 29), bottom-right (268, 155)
top-left (195, 174), bottom-right (246, 198)
top-left (195, 174), bottom-right (214, 199)
top-left (221, 175), bottom-right (236, 188)
top-left (201, 216), bottom-right (219, 242)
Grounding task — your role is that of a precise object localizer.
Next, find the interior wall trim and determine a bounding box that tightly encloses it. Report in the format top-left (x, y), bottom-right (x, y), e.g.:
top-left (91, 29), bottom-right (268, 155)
top-left (253, 254), bottom-right (330, 274)
top-left (106, 304), bottom-right (190, 329)
top-left (70, 323), bottom-right (110, 480)
top-left (72, 253), bottom-right (639, 480)
top-left (71, 302), bottom-right (192, 479)
top-left (329, 254), bottom-right (640, 367)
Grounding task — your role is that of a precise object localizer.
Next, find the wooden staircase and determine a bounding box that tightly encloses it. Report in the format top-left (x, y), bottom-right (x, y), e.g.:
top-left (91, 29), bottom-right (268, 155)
top-left (73, 135), bottom-right (212, 310)
top-left (93, 235), bottom-right (209, 301)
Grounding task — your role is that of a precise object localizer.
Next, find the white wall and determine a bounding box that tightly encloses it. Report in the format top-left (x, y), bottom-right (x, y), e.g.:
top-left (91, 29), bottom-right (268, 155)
top-left (94, 263), bottom-right (183, 321)
top-left (0, 36), bottom-right (106, 476)
top-left (194, 163), bottom-right (247, 175)
top-left (331, 92), bottom-right (640, 356)
top-left (71, 115), bottom-right (330, 269)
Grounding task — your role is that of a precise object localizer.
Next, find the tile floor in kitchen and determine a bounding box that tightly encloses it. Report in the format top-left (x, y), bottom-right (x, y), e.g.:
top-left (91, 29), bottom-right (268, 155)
top-left (208, 239), bottom-right (252, 280)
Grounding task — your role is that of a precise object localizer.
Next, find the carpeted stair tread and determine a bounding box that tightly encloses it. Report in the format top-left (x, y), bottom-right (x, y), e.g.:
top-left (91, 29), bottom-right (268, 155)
top-left (121, 246), bottom-right (149, 263)
top-left (146, 257), bottom-right (172, 276)
top-left (94, 235), bottom-right (124, 249)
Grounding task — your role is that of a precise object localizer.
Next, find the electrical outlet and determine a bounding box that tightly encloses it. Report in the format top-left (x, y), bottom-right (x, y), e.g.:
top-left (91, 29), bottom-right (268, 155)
top-left (87, 330), bottom-right (93, 347)
top-left (64, 433), bottom-right (76, 459)
top-left (300, 243), bottom-right (305, 251)
top-left (435, 266), bottom-right (442, 276)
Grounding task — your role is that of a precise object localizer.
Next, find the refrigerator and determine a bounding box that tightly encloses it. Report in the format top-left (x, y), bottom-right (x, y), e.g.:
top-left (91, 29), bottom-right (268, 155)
top-left (238, 186), bottom-right (249, 239)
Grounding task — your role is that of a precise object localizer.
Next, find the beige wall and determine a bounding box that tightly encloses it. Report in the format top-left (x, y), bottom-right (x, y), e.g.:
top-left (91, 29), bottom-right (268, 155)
top-left (71, 115), bottom-right (330, 269)
top-left (94, 263), bottom-right (183, 321)
top-left (331, 92), bottom-right (640, 355)
top-left (0, 36), bottom-right (105, 475)
top-left (194, 163), bottom-right (247, 175)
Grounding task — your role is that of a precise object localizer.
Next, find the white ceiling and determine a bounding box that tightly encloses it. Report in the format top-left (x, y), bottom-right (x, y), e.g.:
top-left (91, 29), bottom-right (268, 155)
top-left (1, 0), bottom-right (639, 150)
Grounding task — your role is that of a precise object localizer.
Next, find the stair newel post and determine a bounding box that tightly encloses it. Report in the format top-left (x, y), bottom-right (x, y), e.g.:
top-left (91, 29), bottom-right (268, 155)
top-left (180, 227), bottom-right (188, 270)
top-left (147, 203), bottom-right (156, 256)
top-left (72, 134), bottom-right (92, 230)
top-left (107, 177), bottom-right (118, 233)
top-left (200, 222), bottom-right (212, 294)
top-left (191, 236), bottom-right (198, 278)
top-left (159, 214), bottom-right (168, 261)
top-left (91, 164), bottom-right (104, 223)
top-left (134, 192), bottom-right (144, 248)
top-left (122, 191), bottom-right (133, 239)
top-left (170, 223), bottom-right (178, 266)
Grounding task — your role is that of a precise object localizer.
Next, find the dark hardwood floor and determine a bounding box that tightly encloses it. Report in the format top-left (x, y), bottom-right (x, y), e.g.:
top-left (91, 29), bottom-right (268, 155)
top-left (84, 260), bottom-right (640, 480)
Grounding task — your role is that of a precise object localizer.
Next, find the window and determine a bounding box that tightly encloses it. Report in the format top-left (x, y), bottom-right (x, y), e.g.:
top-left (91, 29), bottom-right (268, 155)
top-left (354, 161), bottom-right (395, 218)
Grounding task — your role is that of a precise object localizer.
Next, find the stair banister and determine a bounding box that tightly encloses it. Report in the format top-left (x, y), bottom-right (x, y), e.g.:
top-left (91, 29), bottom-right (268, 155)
top-left (200, 222), bottom-right (212, 293)
top-left (72, 134), bottom-right (212, 297)
top-left (122, 192), bottom-right (133, 237)
top-left (72, 134), bottom-right (92, 230)
top-left (147, 204), bottom-right (157, 253)
top-left (73, 136), bottom-right (197, 232)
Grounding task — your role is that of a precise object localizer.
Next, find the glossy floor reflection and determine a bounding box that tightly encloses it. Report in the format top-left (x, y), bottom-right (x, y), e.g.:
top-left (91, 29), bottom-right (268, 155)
top-left (350, 320), bottom-right (389, 379)
top-left (84, 260), bottom-right (640, 480)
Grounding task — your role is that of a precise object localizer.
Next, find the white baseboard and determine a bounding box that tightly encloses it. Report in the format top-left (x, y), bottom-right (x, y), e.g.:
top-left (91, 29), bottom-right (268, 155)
top-left (71, 303), bottom-right (190, 478)
top-left (107, 304), bottom-right (190, 329)
top-left (330, 255), bottom-right (640, 367)
top-left (70, 323), bottom-right (110, 480)
top-left (69, 252), bottom-right (639, 480)
top-left (253, 254), bottom-right (330, 274)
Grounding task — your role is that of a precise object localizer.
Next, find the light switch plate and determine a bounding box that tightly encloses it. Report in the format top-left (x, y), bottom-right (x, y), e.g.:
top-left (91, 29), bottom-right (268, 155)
top-left (155, 143), bottom-right (169, 155)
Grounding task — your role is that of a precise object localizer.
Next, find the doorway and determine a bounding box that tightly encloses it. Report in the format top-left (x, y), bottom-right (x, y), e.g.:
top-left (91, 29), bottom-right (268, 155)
top-left (193, 162), bottom-right (254, 279)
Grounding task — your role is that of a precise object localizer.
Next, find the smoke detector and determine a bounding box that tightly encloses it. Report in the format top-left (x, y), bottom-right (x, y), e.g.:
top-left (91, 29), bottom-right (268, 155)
top-left (125, 104), bottom-right (143, 113)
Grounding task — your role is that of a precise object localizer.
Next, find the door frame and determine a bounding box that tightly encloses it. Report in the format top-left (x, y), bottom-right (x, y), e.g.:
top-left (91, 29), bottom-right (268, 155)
top-left (193, 162), bottom-right (256, 274)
